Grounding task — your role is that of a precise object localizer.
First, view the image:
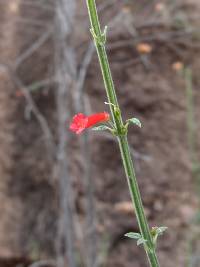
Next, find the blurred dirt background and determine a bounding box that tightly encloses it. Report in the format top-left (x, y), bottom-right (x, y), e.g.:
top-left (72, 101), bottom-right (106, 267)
top-left (0, 0), bottom-right (200, 267)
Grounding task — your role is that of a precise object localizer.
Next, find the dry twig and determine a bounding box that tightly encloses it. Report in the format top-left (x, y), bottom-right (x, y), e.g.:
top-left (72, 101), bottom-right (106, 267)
top-left (0, 63), bottom-right (55, 159)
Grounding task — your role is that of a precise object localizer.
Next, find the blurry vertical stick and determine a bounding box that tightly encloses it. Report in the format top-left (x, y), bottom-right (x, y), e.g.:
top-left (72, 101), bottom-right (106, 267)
top-left (75, 42), bottom-right (97, 267)
top-left (185, 67), bottom-right (197, 169)
top-left (81, 133), bottom-right (98, 267)
top-left (54, 0), bottom-right (77, 267)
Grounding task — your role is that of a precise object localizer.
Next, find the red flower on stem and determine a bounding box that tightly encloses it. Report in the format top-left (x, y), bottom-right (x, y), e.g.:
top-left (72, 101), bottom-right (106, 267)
top-left (70, 112), bottom-right (110, 134)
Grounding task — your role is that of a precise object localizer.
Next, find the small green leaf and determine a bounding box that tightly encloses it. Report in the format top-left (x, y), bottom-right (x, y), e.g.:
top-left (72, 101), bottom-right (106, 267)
top-left (156, 226), bottom-right (168, 236)
top-left (151, 226), bottom-right (168, 246)
top-left (92, 125), bottom-right (110, 131)
top-left (124, 232), bottom-right (141, 240)
top-left (128, 118), bottom-right (142, 128)
top-left (125, 233), bottom-right (147, 247)
top-left (151, 226), bottom-right (168, 236)
top-left (137, 238), bottom-right (147, 246)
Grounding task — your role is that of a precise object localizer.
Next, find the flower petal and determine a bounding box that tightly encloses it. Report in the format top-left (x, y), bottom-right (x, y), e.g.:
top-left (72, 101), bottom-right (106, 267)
top-left (86, 112), bottom-right (110, 128)
top-left (69, 112), bottom-right (110, 134)
top-left (69, 113), bottom-right (88, 134)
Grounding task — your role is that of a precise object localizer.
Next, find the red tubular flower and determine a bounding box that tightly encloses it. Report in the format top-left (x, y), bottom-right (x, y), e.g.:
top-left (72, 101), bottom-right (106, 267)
top-left (70, 112), bottom-right (110, 134)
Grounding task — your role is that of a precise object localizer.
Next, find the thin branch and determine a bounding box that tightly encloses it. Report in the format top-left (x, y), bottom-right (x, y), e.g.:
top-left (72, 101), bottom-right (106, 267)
top-left (54, 1), bottom-right (77, 267)
top-left (0, 0), bottom-right (54, 10)
top-left (107, 28), bottom-right (195, 50)
top-left (100, 131), bottom-right (152, 162)
top-left (14, 28), bottom-right (53, 68)
top-left (0, 63), bottom-right (56, 159)
top-left (9, 17), bottom-right (50, 27)
top-left (97, 0), bottom-right (117, 12)
top-left (20, 0), bottom-right (54, 11)
top-left (26, 77), bottom-right (56, 93)
top-left (75, 42), bottom-right (94, 111)
top-left (28, 260), bottom-right (55, 267)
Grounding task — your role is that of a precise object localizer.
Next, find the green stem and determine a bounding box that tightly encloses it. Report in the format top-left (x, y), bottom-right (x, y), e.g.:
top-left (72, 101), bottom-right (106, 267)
top-left (86, 1), bottom-right (160, 266)
top-left (118, 136), bottom-right (159, 267)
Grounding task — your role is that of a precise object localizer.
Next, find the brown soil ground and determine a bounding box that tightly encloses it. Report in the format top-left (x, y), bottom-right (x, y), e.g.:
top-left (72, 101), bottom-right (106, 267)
top-left (1, 0), bottom-right (200, 267)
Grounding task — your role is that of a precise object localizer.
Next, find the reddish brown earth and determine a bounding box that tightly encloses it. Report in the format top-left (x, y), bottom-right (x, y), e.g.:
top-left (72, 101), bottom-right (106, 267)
top-left (0, 0), bottom-right (200, 267)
